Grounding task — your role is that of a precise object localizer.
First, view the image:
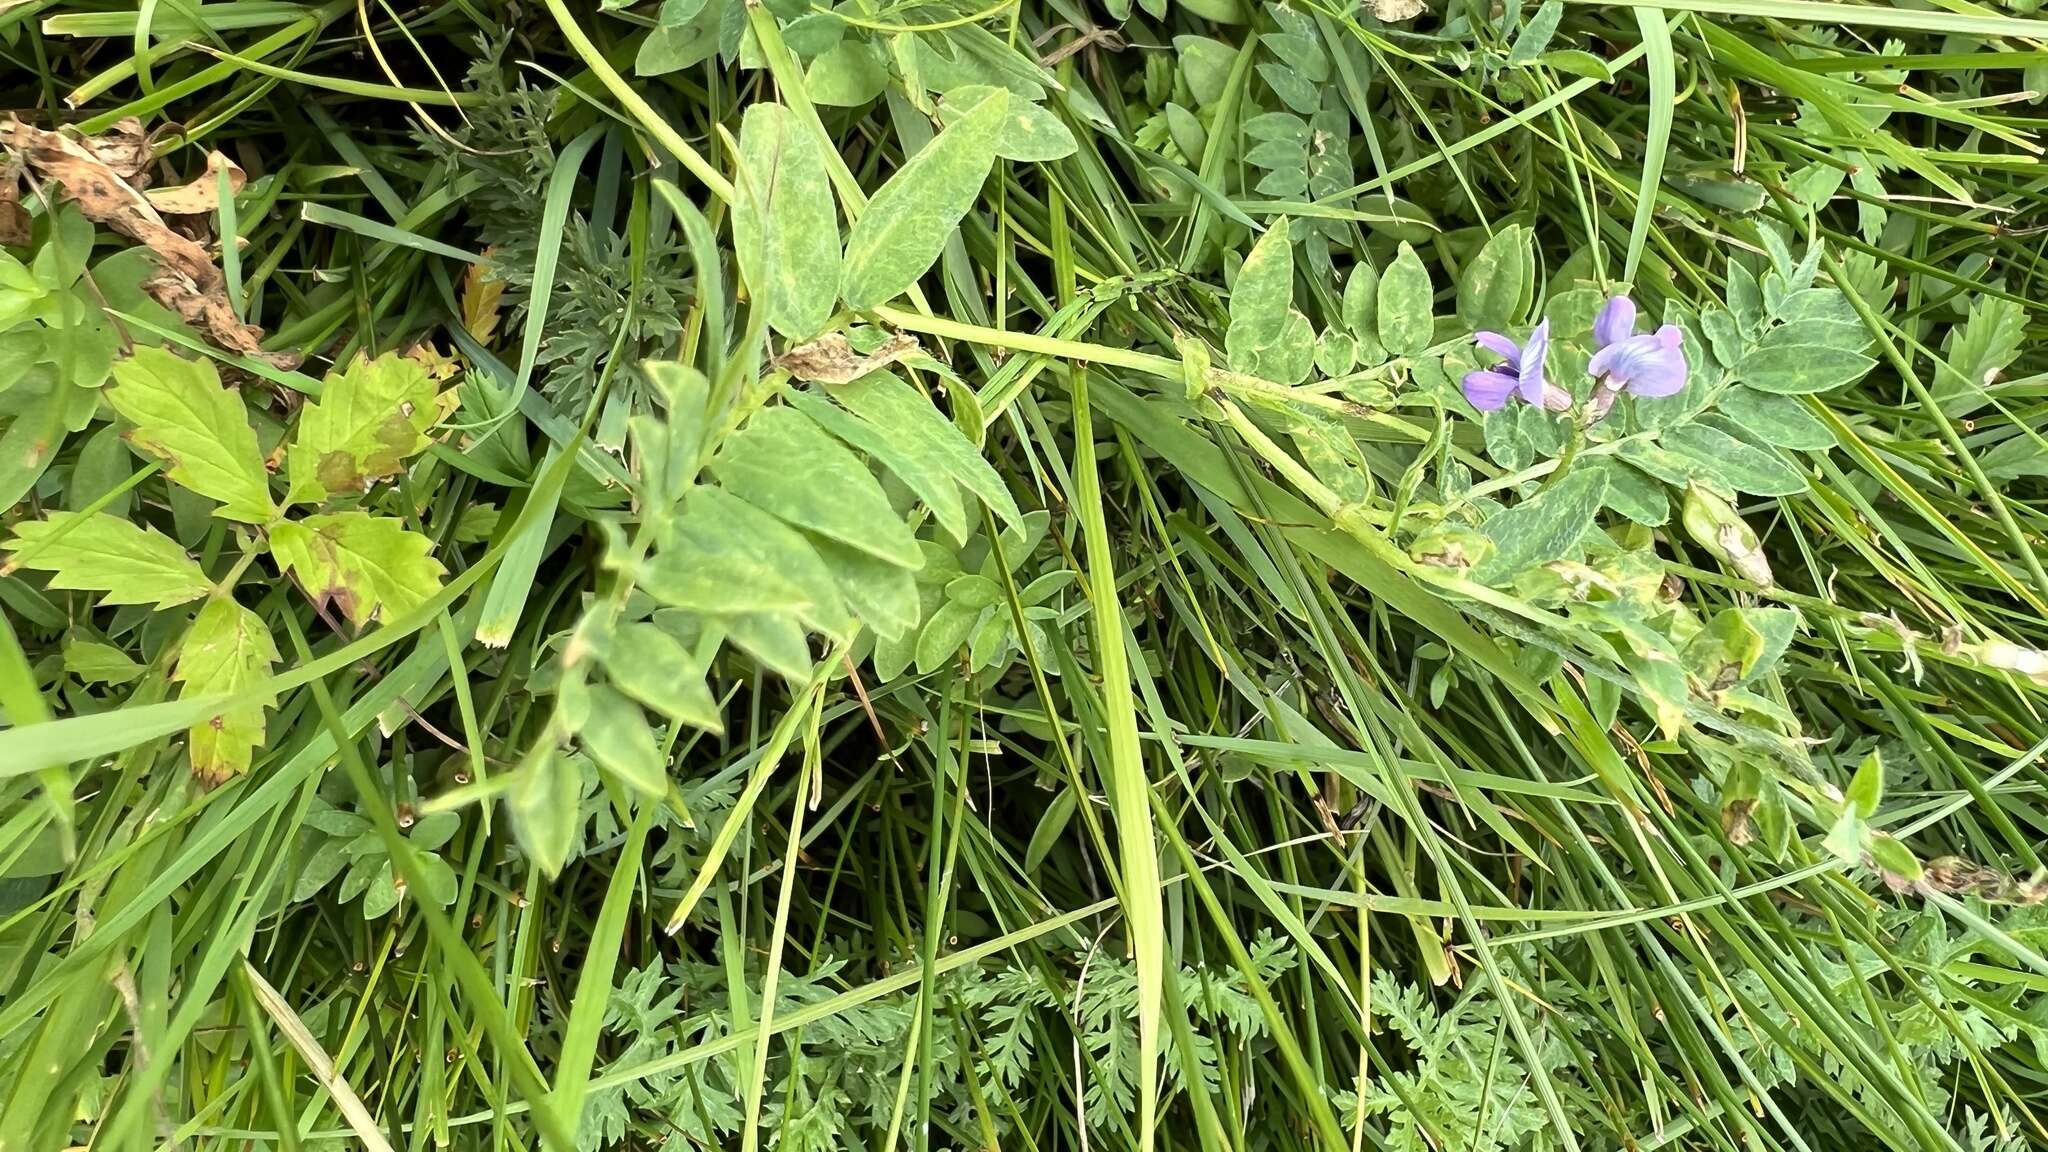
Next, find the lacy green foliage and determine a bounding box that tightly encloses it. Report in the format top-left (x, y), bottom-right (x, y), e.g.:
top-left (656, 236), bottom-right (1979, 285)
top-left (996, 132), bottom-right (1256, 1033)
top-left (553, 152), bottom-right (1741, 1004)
top-left (7, 3), bottom-right (2048, 1152)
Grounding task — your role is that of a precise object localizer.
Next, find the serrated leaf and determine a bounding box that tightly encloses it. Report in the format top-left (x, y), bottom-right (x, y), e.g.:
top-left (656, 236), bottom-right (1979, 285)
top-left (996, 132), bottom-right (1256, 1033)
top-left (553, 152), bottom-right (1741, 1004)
top-left (1225, 218), bottom-right (1314, 385)
top-left (287, 352), bottom-right (452, 505)
top-left (269, 511), bottom-right (446, 629)
top-left (1933, 296), bottom-right (2026, 417)
top-left (841, 87), bottom-right (1007, 309)
top-left (1456, 225), bottom-right (1530, 332)
top-left (641, 485), bottom-right (851, 634)
top-left (710, 406), bottom-right (921, 568)
top-left (1736, 344), bottom-right (1874, 394)
top-left (174, 596), bottom-right (279, 783)
top-left (607, 621), bottom-right (723, 732)
top-left (579, 684), bottom-right (667, 794)
top-left (826, 370), bottom-right (1022, 532)
top-left (63, 636), bottom-right (143, 686)
top-left (107, 347), bottom-right (275, 523)
top-left (1473, 468), bottom-right (1609, 583)
top-left (3, 511), bottom-right (212, 608)
top-left (733, 103), bottom-right (841, 340)
top-left (1377, 242), bottom-right (1433, 357)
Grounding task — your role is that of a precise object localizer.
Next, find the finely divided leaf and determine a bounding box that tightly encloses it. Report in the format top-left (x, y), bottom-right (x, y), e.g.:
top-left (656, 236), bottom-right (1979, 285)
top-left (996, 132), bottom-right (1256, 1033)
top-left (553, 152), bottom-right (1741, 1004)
top-left (107, 347), bottom-right (276, 523)
top-left (841, 87), bottom-right (1007, 309)
top-left (174, 596), bottom-right (279, 783)
top-left (709, 406), bottom-right (922, 568)
top-left (287, 352), bottom-right (454, 504)
top-left (4, 510), bottom-right (212, 608)
top-left (733, 103), bottom-right (842, 340)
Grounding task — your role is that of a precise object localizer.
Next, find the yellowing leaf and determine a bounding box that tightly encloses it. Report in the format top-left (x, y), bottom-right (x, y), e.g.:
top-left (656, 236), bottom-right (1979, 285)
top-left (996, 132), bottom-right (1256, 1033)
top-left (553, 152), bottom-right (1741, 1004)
top-left (3, 510), bottom-right (212, 608)
top-left (269, 511), bottom-right (446, 628)
top-left (107, 347), bottom-right (277, 523)
top-left (461, 255), bottom-right (506, 344)
top-left (174, 597), bottom-right (279, 784)
top-left (287, 353), bottom-right (454, 505)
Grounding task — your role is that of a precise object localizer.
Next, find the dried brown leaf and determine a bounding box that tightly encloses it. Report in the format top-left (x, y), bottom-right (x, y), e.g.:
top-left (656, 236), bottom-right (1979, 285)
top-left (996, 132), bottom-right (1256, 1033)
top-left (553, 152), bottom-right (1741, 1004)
top-left (461, 253), bottom-right (504, 344)
top-left (2, 118), bottom-right (297, 368)
top-left (773, 332), bottom-right (919, 385)
top-left (144, 151), bottom-right (245, 215)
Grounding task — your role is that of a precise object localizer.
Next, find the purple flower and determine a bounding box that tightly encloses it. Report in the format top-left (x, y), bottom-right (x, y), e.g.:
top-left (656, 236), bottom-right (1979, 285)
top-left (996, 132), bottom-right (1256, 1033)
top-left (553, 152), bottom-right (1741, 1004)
top-left (1588, 295), bottom-right (1688, 399)
top-left (1462, 321), bottom-right (1570, 412)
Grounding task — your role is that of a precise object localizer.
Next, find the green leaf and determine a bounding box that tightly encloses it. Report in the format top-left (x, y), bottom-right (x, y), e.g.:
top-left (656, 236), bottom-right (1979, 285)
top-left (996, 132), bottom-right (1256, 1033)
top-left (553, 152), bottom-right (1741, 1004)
top-left (786, 387), bottom-right (968, 546)
top-left (1844, 750), bottom-right (1883, 819)
top-left (1455, 225), bottom-right (1531, 332)
top-left (578, 684), bottom-right (667, 794)
top-left (813, 536), bottom-right (920, 641)
top-left (1932, 296), bottom-right (2026, 417)
top-left (1682, 608), bottom-right (1766, 692)
top-left (807, 40), bottom-right (888, 106)
top-left (287, 352), bottom-right (451, 505)
top-left (1473, 468), bottom-right (1609, 583)
top-left (1175, 36), bottom-right (1237, 107)
top-left (269, 512), bottom-right (446, 629)
top-left (1714, 387), bottom-right (1834, 451)
top-left (173, 596), bottom-right (279, 784)
top-left (636, 0), bottom-right (726, 75)
top-left (1225, 219), bottom-right (1314, 385)
top-left (1660, 423), bottom-right (1807, 497)
top-left (1341, 263), bottom-right (1386, 365)
top-left (1585, 459), bottom-right (1669, 526)
top-left (939, 86), bottom-right (1077, 161)
top-left (709, 406), bottom-right (922, 568)
top-left (107, 348), bottom-right (276, 523)
top-left (3, 511), bottom-right (212, 608)
top-left (1506, 0), bottom-right (1565, 65)
top-left (63, 637), bottom-right (143, 686)
top-left (724, 611), bottom-right (814, 681)
top-left (508, 747), bottom-right (583, 876)
top-left (1377, 242), bottom-right (1434, 357)
top-left (606, 621), bottom-right (723, 732)
top-left (825, 370), bottom-right (1023, 532)
top-left (733, 103), bottom-right (841, 340)
top-left (641, 485), bottom-right (852, 633)
top-left (1735, 344), bottom-right (1874, 394)
top-left (840, 87), bottom-right (1007, 309)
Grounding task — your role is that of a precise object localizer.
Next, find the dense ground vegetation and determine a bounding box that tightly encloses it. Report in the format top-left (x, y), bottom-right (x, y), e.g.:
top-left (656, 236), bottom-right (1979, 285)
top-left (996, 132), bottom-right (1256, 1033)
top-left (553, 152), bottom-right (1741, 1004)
top-left (3, 1), bottom-right (2048, 1150)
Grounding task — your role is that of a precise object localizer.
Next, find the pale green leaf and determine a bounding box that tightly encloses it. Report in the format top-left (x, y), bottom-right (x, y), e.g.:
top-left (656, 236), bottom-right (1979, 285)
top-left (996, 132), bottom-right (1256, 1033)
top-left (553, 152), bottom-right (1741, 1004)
top-left (63, 637), bottom-right (143, 686)
top-left (1714, 387), bottom-right (1834, 451)
top-left (1473, 468), bottom-right (1609, 583)
top-left (786, 387), bottom-right (968, 545)
top-left (287, 352), bottom-right (452, 505)
top-left (1736, 344), bottom-right (1874, 394)
top-left (1456, 225), bottom-right (1531, 332)
top-left (824, 370), bottom-right (1024, 532)
top-left (840, 87), bottom-right (1007, 309)
top-left (733, 103), bottom-right (841, 340)
top-left (938, 85), bottom-right (1077, 161)
top-left (174, 596), bottom-right (279, 783)
top-left (1377, 242), bottom-right (1434, 357)
top-left (641, 486), bottom-right (853, 637)
top-left (107, 347), bottom-right (276, 523)
top-left (1226, 218), bottom-right (1314, 385)
top-left (3, 511), bottom-right (212, 608)
top-left (607, 621), bottom-right (723, 733)
top-left (269, 511), bottom-right (446, 629)
top-left (1661, 423), bottom-right (1808, 496)
top-left (509, 747), bottom-right (583, 876)
top-left (709, 407), bottom-right (921, 568)
top-left (578, 684), bottom-right (667, 794)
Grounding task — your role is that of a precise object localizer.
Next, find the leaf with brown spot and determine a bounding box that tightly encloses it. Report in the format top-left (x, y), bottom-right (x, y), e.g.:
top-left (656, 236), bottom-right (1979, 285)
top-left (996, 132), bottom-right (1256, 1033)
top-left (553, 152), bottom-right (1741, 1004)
top-left (772, 331), bottom-right (919, 384)
top-left (143, 151), bottom-right (244, 215)
top-left (269, 511), bottom-right (445, 629)
top-left (173, 596), bottom-right (279, 785)
top-left (286, 352), bottom-right (455, 505)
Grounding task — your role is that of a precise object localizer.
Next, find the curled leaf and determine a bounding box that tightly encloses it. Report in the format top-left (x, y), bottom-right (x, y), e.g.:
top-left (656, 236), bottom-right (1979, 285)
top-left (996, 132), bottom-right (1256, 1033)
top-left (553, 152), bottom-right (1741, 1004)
top-left (773, 331), bottom-right (919, 384)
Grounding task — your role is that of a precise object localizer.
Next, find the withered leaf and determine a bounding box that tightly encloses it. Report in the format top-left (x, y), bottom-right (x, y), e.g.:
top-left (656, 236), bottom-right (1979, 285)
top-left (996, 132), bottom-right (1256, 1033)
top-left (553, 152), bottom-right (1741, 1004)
top-left (772, 331), bottom-right (919, 385)
top-left (144, 151), bottom-right (245, 215)
top-left (460, 254), bottom-right (505, 344)
top-left (1, 117), bottom-right (296, 368)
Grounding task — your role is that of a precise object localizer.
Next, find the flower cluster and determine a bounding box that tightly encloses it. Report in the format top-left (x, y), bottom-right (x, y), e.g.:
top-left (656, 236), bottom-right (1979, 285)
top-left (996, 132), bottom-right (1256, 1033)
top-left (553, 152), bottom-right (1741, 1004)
top-left (1461, 294), bottom-right (1687, 421)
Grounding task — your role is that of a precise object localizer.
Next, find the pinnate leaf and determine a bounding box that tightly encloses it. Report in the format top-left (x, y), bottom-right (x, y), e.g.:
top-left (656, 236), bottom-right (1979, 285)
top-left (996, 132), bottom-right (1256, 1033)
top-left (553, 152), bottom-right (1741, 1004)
top-left (4, 510), bottom-right (212, 608)
top-left (107, 347), bottom-right (275, 523)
